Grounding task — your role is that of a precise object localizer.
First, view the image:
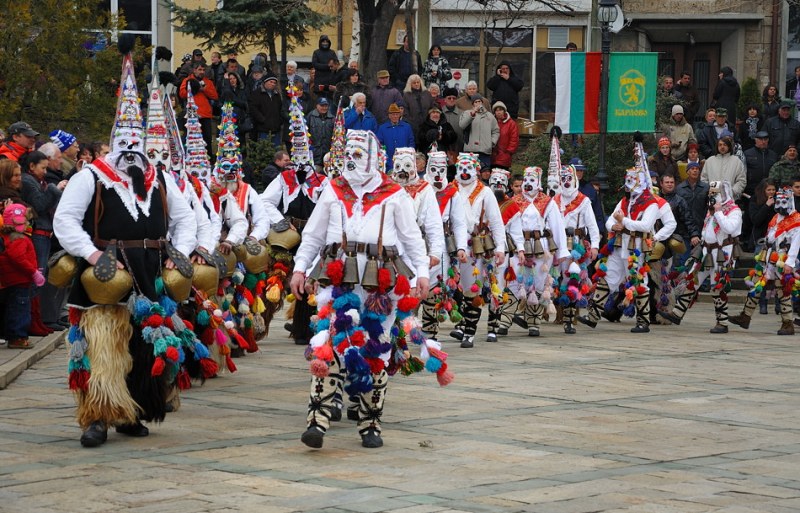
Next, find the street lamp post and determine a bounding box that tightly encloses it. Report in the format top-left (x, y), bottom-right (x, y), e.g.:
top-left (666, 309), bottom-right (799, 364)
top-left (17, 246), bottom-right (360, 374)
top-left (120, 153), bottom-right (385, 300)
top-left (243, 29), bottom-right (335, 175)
top-left (596, 0), bottom-right (619, 193)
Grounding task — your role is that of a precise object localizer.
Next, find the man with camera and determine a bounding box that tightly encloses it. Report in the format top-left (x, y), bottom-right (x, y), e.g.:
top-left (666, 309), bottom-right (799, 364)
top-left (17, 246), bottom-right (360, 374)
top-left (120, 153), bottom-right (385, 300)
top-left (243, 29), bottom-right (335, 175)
top-left (459, 94), bottom-right (499, 170)
top-left (179, 61), bottom-right (218, 157)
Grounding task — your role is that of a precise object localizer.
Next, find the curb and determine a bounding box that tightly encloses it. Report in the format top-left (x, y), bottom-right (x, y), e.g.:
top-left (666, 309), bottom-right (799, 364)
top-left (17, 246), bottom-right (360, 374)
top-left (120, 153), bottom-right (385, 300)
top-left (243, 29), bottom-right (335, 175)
top-left (0, 332), bottom-right (66, 389)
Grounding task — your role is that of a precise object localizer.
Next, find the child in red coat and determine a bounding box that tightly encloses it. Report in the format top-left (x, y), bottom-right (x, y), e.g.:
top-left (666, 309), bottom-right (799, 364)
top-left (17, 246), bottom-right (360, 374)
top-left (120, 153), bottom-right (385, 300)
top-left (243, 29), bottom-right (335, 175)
top-left (0, 203), bottom-right (45, 349)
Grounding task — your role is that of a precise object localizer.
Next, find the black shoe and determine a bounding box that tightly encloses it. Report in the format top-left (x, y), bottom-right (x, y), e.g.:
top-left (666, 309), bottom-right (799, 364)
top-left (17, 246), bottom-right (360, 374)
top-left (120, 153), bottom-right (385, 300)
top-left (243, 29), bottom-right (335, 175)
top-left (301, 425), bottom-right (325, 448)
top-left (80, 422), bottom-right (107, 448)
top-left (512, 315), bottom-right (528, 329)
top-left (460, 336), bottom-right (474, 348)
top-left (330, 406), bottom-right (342, 422)
top-left (630, 323), bottom-right (650, 333)
top-left (347, 408), bottom-right (359, 421)
top-left (497, 327), bottom-right (508, 336)
top-left (361, 428), bottom-right (383, 448)
top-left (284, 322), bottom-right (294, 334)
top-left (527, 327), bottom-right (539, 337)
top-left (45, 323), bottom-right (66, 332)
top-left (657, 310), bottom-right (682, 326)
top-left (294, 338), bottom-right (309, 346)
top-left (115, 421), bottom-right (149, 437)
top-left (564, 322), bottom-right (576, 335)
top-left (760, 304), bottom-right (768, 315)
top-left (576, 315), bottom-right (597, 329)
top-left (485, 332), bottom-right (497, 342)
top-left (230, 346), bottom-right (245, 358)
top-left (449, 329), bottom-right (464, 341)
top-left (709, 324), bottom-right (728, 334)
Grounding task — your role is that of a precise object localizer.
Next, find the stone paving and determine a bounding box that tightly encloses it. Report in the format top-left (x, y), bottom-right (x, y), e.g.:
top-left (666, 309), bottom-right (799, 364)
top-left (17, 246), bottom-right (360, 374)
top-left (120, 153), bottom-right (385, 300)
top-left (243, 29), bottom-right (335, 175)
top-left (1, 303), bottom-right (800, 513)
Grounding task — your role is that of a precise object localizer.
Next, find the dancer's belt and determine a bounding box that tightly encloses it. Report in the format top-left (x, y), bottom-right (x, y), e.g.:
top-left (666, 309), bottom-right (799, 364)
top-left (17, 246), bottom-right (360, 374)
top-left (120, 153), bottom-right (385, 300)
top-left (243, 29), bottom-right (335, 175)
top-left (704, 236), bottom-right (738, 251)
top-left (95, 238), bottom-right (166, 250)
top-left (523, 229), bottom-right (551, 240)
top-left (344, 241), bottom-right (370, 255)
top-left (620, 229), bottom-right (647, 238)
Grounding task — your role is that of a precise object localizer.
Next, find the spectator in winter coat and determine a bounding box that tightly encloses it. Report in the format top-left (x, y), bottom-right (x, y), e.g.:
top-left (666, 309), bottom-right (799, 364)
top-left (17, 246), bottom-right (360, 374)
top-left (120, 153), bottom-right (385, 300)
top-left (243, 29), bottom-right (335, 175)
top-left (220, 72), bottom-right (250, 137)
top-left (306, 98), bottom-right (335, 168)
top-left (370, 70), bottom-right (403, 125)
top-left (677, 162), bottom-right (710, 237)
top-left (490, 101), bottom-right (519, 169)
top-left (311, 35), bottom-right (337, 96)
top-left (696, 107), bottom-right (736, 158)
top-left (712, 66), bottom-right (740, 122)
top-left (248, 74), bottom-right (285, 147)
top-left (769, 144), bottom-right (800, 187)
top-left (261, 151), bottom-right (291, 188)
top-left (486, 60), bottom-right (524, 119)
top-left (763, 100), bottom-right (800, 156)
top-left (344, 92), bottom-right (378, 133)
top-left (455, 81), bottom-right (489, 112)
top-left (701, 135), bottom-right (746, 199)
top-left (744, 131), bottom-right (779, 198)
top-left (0, 122), bottom-right (38, 162)
top-left (648, 137), bottom-right (678, 178)
top-left (738, 104), bottom-right (764, 152)
top-left (421, 45), bottom-right (452, 92)
top-left (334, 69), bottom-right (370, 108)
top-left (376, 103), bottom-right (415, 169)
top-left (749, 178), bottom-right (776, 251)
top-left (402, 74), bottom-right (435, 131)
top-left (571, 157), bottom-right (606, 238)
top-left (180, 62), bottom-right (219, 149)
top-left (459, 94), bottom-right (499, 169)
top-left (388, 35), bottom-right (423, 90)
top-left (441, 87), bottom-right (464, 153)
top-left (762, 84), bottom-right (782, 121)
top-left (660, 105), bottom-right (695, 161)
top-left (416, 107), bottom-right (456, 153)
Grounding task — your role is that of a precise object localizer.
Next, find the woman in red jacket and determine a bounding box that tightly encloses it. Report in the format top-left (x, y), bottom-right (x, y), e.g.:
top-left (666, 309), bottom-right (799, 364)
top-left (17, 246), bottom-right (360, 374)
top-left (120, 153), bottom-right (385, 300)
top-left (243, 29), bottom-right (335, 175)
top-left (491, 101), bottom-right (519, 170)
top-left (0, 203), bottom-right (45, 349)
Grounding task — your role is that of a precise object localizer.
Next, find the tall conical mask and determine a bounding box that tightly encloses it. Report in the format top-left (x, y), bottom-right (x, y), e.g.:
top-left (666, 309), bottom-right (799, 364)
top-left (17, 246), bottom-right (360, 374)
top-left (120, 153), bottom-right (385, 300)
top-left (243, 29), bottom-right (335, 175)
top-left (287, 84), bottom-right (314, 170)
top-left (326, 96), bottom-right (347, 177)
top-left (213, 102), bottom-right (243, 185)
top-left (547, 125), bottom-right (563, 185)
top-left (184, 83), bottom-right (212, 186)
top-left (108, 49), bottom-right (146, 165)
top-left (144, 66), bottom-right (170, 175)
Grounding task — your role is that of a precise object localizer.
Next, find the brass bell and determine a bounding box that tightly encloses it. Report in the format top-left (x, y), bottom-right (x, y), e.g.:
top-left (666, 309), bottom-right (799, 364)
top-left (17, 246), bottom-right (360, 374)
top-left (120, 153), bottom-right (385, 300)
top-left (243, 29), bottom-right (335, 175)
top-left (614, 234), bottom-right (623, 248)
top-left (716, 248), bottom-right (727, 265)
top-left (47, 252), bottom-right (78, 288)
top-left (308, 256), bottom-right (324, 283)
top-left (471, 235), bottom-right (485, 256)
top-left (533, 238), bottom-right (545, 257)
top-left (233, 243), bottom-right (269, 274)
top-left (342, 254), bottom-right (360, 285)
top-left (163, 267), bottom-right (193, 302)
top-left (566, 237), bottom-right (574, 252)
top-left (218, 248), bottom-right (237, 278)
top-left (392, 254), bottom-right (416, 279)
top-left (361, 258), bottom-right (380, 289)
top-left (192, 263), bottom-right (220, 297)
top-left (445, 234), bottom-right (458, 255)
top-left (547, 235), bottom-right (558, 254)
top-left (650, 241), bottom-right (666, 260)
top-left (506, 233), bottom-right (517, 254)
top-left (267, 227), bottom-right (301, 251)
top-left (702, 251), bottom-right (715, 270)
top-left (731, 242), bottom-right (742, 260)
top-left (523, 239), bottom-right (534, 257)
top-left (628, 235), bottom-right (637, 251)
top-left (482, 233), bottom-right (496, 253)
top-left (81, 266), bottom-right (133, 305)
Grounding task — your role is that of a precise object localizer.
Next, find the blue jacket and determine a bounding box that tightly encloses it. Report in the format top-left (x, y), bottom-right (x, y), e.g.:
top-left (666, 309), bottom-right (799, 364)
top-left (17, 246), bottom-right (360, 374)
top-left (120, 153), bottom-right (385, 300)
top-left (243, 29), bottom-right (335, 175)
top-left (344, 108), bottom-right (378, 133)
top-left (376, 120), bottom-right (415, 169)
top-left (579, 181), bottom-right (607, 237)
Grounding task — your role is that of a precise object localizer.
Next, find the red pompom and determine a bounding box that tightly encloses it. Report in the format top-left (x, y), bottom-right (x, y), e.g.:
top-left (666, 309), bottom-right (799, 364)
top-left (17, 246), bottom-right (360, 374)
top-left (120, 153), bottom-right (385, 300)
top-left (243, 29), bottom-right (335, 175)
top-left (636, 285), bottom-right (648, 295)
top-left (151, 356), bottom-right (166, 376)
top-left (326, 259), bottom-right (345, 286)
top-left (68, 369), bottom-right (90, 391)
top-left (377, 268), bottom-right (392, 293)
top-left (145, 314), bottom-right (164, 328)
top-left (310, 359), bottom-right (329, 377)
top-left (182, 320), bottom-right (194, 331)
top-left (273, 262), bottom-right (289, 274)
top-left (200, 357), bottom-right (219, 377)
top-left (232, 331), bottom-right (250, 351)
top-left (314, 343), bottom-right (334, 361)
top-left (398, 296), bottom-right (420, 312)
top-left (177, 368), bottom-right (192, 390)
top-left (394, 274), bottom-right (411, 296)
top-left (366, 357), bottom-right (385, 374)
top-left (349, 330), bottom-right (366, 346)
top-left (242, 288), bottom-right (255, 305)
top-left (68, 307), bottom-right (82, 326)
top-left (165, 346), bottom-right (179, 362)
top-left (163, 316), bottom-right (174, 330)
top-left (317, 305), bottom-right (332, 319)
top-left (226, 355), bottom-right (237, 372)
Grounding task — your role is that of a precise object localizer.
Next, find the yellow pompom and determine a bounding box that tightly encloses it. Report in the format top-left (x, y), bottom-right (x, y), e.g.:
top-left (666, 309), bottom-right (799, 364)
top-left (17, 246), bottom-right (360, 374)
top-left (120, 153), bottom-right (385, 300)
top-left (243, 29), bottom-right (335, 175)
top-left (266, 285), bottom-right (281, 303)
top-left (286, 293), bottom-right (296, 303)
top-left (307, 294), bottom-right (317, 307)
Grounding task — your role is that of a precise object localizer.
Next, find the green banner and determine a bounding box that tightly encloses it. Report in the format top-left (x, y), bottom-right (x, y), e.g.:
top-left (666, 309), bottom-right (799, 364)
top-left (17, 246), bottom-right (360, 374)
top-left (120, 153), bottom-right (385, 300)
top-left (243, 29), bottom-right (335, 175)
top-left (607, 52), bottom-right (658, 133)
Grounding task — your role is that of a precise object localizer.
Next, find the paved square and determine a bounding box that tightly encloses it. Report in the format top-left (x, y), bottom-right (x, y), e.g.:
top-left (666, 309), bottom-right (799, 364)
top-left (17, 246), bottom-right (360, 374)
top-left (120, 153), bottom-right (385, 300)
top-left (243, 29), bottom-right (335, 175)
top-left (1, 304), bottom-right (799, 512)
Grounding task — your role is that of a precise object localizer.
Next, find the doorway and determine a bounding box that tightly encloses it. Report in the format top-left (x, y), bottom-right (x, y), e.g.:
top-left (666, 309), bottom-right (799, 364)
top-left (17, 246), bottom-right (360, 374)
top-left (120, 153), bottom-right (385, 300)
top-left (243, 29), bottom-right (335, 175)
top-left (651, 42), bottom-right (720, 124)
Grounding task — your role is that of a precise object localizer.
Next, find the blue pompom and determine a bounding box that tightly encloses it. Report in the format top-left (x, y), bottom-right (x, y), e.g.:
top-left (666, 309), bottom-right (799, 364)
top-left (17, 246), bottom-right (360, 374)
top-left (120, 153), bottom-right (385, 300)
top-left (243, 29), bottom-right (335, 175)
top-left (159, 295), bottom-right (178, 317)
top-left (193, 341), bottom-right (210, 359)
top-left (67, 326), bottom-right (82, 343)
top-left (425, 356), bottom-right (443, 373)
top-left (576, 297), bottom-right (589, 308)
top-left (623, 304), bottom-right (635, 317)
top-left (134, 297), bottom-right (152, 318)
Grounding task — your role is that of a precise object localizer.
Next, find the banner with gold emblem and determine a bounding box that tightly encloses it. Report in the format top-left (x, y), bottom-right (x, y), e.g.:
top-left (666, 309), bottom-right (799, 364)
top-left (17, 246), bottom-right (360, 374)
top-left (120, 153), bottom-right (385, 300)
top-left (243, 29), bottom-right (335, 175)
top-left (607, 52), bottom-right (658, 133)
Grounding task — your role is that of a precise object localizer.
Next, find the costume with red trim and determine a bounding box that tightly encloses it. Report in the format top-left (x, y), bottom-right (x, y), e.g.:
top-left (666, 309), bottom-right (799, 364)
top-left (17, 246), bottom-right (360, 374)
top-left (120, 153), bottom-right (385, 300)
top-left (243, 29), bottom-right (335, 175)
top-left (293, 130), bottom-right (446, 449)
top-left (53, 48), bottom-right (198, 448)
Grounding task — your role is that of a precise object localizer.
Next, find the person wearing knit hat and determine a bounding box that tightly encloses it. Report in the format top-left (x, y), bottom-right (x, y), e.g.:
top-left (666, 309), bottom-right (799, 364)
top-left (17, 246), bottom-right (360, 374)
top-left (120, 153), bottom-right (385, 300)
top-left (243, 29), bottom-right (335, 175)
top-left (49, 129), bottom-right (76, 152)
top-left (49, 129), bottom-right (81, 175)
top-left (648, 136), bottom-right (678, 178)
top-left (661, 102), bottom-right (696, 161)
top-left (52, 38), bottom-right (199, 448)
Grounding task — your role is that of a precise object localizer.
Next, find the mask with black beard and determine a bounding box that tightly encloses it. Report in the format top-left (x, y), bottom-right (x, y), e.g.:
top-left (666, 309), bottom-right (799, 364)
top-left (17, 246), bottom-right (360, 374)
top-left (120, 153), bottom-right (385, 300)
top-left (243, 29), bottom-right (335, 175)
top-left (296, 165), bottom-right (308, 184)
top-left (494, 190), bottom-right (505, 202)
top-left (116, 151), bottom-right (148, 198)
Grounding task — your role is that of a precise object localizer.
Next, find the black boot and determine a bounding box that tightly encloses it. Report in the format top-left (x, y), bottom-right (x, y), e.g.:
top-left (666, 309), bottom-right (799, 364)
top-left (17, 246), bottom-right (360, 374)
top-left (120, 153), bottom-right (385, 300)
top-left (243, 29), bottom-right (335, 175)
top-left (80, 422), bottom-right (108, 448)
top-left (116, 420), bottom-right (149, 437)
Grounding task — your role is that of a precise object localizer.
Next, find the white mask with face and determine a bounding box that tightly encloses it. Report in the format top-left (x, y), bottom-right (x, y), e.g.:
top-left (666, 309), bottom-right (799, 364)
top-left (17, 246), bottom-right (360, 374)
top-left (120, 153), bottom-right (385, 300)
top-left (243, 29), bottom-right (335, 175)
top-left (391, 147), bottom-right (418, 186)
top-left (455, 152), bottom-right (479, 186)
top-left (774, 187), bottom-right (795, 216)
top-left (343, 130), bottom-right (380, 187)
top-left (426, 151), bottom-right (448, 191)
top-left (521, 166), bottom-right (543, 200)
top-left (559, 165), bottom-right (578, 200)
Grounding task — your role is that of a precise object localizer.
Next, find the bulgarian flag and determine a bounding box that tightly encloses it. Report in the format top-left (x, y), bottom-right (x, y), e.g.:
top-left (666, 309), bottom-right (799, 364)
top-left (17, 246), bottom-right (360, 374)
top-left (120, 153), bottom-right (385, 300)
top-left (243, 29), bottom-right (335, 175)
top-left (554, 52), bottom-right (601, 134)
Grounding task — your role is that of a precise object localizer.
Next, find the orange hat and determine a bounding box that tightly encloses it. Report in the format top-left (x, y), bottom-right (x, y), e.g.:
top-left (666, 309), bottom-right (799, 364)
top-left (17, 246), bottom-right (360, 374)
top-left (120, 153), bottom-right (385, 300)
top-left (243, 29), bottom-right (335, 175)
top-left (658, 137), bottom-right (670, 148)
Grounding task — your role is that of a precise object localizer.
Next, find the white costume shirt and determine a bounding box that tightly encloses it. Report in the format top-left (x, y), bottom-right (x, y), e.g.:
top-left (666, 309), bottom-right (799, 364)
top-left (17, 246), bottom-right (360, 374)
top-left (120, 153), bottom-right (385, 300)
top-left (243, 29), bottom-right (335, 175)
top-left (217, 191), bottom-right (249, 245)
top-left (54, 164), bottom-right (197, 260)
top-left (260, 172), bottom-right (329, 224)
top-left (408, 182), bottom-right (445, 259)
top-left (440, 189), bottom-right (469, 253)
top-left (509, 194), bottom-right (570, 260)
top-left (180, 180), bottom-right (216, 252)
top-left (457, 181), bottom-right (507, 253)
top-left (231, 183), bottom-right (270, 240)
top-left (555, 192), bottom-right (601, 249)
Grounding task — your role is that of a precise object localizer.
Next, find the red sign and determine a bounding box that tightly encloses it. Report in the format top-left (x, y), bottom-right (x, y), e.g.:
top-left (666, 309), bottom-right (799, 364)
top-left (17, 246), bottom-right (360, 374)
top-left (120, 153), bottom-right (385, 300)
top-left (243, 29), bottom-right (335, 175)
top-left (453, 71), bottom-right (462, 80)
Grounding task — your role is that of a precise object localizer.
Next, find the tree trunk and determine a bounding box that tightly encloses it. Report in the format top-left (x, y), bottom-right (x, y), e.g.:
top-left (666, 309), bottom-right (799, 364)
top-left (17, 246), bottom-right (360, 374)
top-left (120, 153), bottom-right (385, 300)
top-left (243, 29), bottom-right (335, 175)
top-left (358, 0), bottom-right (405, 87)
top-left (350, 1), bottom-right (360, 66)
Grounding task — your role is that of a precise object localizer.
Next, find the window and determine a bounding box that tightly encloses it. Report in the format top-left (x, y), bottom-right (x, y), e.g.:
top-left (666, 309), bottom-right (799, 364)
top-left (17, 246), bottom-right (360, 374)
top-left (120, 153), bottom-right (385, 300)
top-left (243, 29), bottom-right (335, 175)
top-left (547, 27), bottom-right (569, 49)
